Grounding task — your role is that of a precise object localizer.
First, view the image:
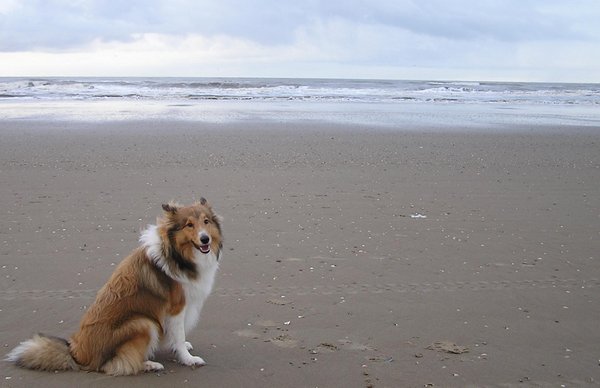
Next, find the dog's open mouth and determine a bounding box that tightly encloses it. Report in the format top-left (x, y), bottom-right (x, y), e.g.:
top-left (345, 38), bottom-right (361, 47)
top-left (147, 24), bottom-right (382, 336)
top-left (192, 241), bottom-right (211, 254)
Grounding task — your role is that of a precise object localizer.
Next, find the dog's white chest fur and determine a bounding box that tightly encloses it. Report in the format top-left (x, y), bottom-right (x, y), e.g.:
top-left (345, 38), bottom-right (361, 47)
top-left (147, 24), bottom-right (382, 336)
top-left (182, 251), bottom-right (219, 332)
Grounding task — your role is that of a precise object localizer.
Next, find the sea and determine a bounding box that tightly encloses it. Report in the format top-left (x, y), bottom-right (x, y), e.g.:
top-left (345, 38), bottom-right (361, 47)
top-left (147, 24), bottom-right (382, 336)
top-left (1, 77), bottom-right (599, 129)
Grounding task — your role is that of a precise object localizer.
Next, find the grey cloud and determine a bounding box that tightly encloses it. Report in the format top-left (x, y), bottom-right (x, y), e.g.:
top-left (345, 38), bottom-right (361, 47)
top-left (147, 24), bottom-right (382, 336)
top-left (1, 0), bottom-right (599, 52)
top-left (319, 0), bottom-right (599, 42)
top-left (0, 0), bottom-right (313, 50)
top-left (0, 0), bottom-right (155, 50)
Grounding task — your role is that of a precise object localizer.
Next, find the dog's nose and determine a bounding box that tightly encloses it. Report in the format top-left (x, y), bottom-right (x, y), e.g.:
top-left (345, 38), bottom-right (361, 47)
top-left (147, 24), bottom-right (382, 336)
top-left (200, 235), bottom-right (210, 244)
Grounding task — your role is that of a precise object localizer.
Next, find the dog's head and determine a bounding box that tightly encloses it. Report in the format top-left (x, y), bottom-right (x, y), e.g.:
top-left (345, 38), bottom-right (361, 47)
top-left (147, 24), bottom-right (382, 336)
top-left (157, 199), bottom-right (223, 278)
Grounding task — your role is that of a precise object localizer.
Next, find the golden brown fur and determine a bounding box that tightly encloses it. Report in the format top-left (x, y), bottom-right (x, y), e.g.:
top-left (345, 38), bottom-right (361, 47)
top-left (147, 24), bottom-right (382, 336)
top-left (6, 200), bottom-right (222, 375)
top-left (70, 248), bottom-right (180, 374)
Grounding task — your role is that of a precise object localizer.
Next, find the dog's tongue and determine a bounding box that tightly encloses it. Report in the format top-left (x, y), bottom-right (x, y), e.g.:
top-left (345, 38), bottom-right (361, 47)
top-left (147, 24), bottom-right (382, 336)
top-left (200, 244), bottom-right (210, 253)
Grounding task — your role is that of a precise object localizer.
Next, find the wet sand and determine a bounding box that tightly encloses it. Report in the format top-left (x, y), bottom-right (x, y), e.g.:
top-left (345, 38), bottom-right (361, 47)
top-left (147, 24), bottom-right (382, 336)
top-left (1, 120), bottom-right (599, 387)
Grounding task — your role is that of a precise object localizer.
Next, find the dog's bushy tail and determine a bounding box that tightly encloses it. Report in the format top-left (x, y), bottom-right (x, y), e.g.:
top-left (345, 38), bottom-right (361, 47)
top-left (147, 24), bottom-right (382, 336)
top-left (5, 333), bottom-right (79, 372)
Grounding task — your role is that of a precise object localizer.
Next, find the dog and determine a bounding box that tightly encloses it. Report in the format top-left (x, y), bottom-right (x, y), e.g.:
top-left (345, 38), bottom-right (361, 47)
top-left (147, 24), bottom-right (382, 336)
top-left (6, 199), bottom-right (223, 375)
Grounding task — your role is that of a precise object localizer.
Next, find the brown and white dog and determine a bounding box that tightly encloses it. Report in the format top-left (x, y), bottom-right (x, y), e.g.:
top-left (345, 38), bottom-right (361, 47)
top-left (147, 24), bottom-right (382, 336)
top-left (6, 199), bottom-right (223, 375)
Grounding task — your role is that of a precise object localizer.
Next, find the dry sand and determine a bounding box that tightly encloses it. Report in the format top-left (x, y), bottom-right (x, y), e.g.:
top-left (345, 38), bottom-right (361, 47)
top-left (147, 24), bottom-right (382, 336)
top-left (1, 120), bottom-right (599, 387)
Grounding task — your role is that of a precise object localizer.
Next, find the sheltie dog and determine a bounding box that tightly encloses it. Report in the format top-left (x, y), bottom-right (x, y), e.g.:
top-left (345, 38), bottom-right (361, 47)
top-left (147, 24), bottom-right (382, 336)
top-left (6, 199), bottom-right (223, 375)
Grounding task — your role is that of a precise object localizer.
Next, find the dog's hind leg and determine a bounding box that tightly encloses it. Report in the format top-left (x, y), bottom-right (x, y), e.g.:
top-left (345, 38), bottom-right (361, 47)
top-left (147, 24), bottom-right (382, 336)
top-left (102, 319), bottom-right (162, 376)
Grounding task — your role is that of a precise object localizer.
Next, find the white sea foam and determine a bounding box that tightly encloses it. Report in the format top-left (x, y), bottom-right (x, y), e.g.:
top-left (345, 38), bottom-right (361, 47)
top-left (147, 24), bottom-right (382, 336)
top-left (1, 77), bottom-right (598, 105)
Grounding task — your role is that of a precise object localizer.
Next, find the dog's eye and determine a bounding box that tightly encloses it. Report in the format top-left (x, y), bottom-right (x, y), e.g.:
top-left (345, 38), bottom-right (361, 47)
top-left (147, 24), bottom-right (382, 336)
top-left (186, 223), bottom-right (194, 228)
top-left (204, 219), bottom-right (210, 225)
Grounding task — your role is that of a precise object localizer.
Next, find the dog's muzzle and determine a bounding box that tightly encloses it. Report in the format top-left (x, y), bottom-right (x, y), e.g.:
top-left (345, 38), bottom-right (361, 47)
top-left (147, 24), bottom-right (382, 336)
top-left (194, 233), bottom-right (211, 254)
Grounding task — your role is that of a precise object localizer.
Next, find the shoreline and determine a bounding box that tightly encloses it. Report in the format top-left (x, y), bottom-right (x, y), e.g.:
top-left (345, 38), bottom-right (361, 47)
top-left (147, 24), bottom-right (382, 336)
top-left (2, 117), bottom-right (600, 135)
top-left (1, 120), bottom-right (599, 387)
top-left (2, 98), bottom-right (600, 130)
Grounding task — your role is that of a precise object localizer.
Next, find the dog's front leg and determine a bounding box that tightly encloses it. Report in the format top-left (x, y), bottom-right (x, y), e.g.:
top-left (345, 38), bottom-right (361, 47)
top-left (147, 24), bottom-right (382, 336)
top-left (162, 312), bottom-right (206, 366)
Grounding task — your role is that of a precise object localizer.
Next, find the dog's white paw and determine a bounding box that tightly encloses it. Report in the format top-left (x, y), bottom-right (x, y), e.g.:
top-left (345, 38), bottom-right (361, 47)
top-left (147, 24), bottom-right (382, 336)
top-left (179, 354), bottom-right (206, 367)
top-left (144, 360), bottom-right (164, 372)
top-left (184, 341), bottom-right (193, 351)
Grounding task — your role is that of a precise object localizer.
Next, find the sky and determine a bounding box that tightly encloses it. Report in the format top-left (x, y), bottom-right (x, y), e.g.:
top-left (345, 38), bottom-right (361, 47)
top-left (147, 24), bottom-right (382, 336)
top-left (1, 0), bottom-right (599, 82)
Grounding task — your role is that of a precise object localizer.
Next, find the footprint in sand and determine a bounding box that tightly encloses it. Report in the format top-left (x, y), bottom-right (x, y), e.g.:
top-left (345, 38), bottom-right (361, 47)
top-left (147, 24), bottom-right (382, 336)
top-left (235, 320), bottom-right (300, 349)
top-left (309, 342), bottom-right (339, 354)
top-left (426, 340), bottom-right (469, 354)
top-left (269, 334), bottom-right (298, 348)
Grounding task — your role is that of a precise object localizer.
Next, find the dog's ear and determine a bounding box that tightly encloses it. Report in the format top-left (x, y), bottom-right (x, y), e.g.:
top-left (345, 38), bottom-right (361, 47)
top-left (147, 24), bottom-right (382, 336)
top-left (162, 203), bottom-right (178, 215)
top-left (194, 197), bottom-right (209, 208)
top-left (212, 213), bottom-right (223, 226)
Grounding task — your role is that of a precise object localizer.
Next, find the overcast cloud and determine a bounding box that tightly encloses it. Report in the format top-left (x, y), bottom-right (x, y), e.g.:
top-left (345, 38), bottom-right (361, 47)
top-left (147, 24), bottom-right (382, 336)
top-left (1, 0), bottom-right (599, 81)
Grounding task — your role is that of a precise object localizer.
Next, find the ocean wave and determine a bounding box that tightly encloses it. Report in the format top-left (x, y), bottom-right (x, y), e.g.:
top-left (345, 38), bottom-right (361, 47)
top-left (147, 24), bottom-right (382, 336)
top-left (0, 77), bottom-right (598, 106)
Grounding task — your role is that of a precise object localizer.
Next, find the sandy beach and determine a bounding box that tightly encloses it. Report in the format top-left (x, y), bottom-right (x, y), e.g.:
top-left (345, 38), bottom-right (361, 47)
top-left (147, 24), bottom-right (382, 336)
top-left (1, 120), bottom-right (599, 387)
